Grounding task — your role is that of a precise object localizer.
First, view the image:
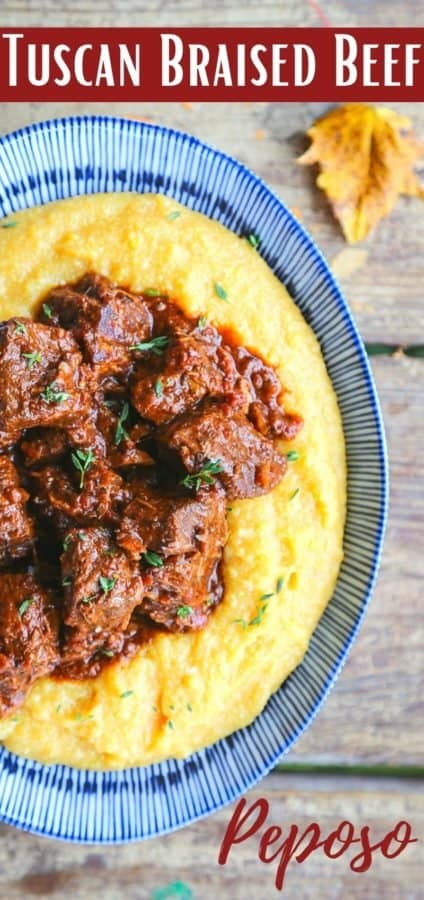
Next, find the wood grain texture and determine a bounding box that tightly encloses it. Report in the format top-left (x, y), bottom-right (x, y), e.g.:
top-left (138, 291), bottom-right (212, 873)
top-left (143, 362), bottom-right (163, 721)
top-left (0, 774), bottom-right (422, 899)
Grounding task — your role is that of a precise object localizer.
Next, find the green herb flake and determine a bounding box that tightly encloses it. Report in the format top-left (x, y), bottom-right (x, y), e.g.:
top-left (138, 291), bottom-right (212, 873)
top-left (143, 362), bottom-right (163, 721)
top-left (167, 210), bottom-right (181, 222)
top-left (286, 450), bottom-right (300, 462)
top-left (181, 459), bottom-right (224, 492)
top-left (22, 350), bottom-right (42, 370)
top-left (13, 321), bottom-right (27, 336)
top-left (214, 282), bottom-right (229, 302)
top-left (143, 288), bottom-right (163, 298)
top-left (176, 605), bottom-right (193, 619)
top-left (75, 712), bottom-right (94, 722)
top-left (71, 448), bottom-right (95, 489)
top-left (18, 596), bottom-right (35, 617)
top-left (99, 648), bottom-right (114, 658)
top-left (80, 594), bottom-right (96, 605)
top-left (1, 221), bottom-right (17, 229)
top-left (154, 377), bottom-right (164, 398)
top-left (187, 703), bottom-right (193, 712)
top-left (62, 534), bottom-right (73, 551)
top-left (167, 719), bottom-right (175, 730)
top-left (259, 592), bottom-right (274, 602)
top-left (99, 575), bottom-right (116, 594)
top-left (142, 550), bottom-right (164, 568)
top-left (42, 302), bottom-right (53, 320)
top-left (114, 400), bottom-right (130, 446)
top-left (78, 531), bottom-right (89, 542)
top-left (276, 576), bottom-right (284, 593)
top-left (62, 577), bottom-right (72, 587)
top-left (55, 704), bottom-right (62, 713)
top-left (246, 233), bottom-right (260, 249)
top-left (289, 487), bottom-right (300, 501)
top-left (129, 335), bottom-right (169, 355)
top-left (120, 690), bottom-right (134, 699)
top-left (40, 382), bottom-right (70, 405)
top-left (206, 596), bottom-right (214, 608)
top-left (198, 316), bottom-right (208, 329)
top-left (233, 618), bottom-right (247, 629)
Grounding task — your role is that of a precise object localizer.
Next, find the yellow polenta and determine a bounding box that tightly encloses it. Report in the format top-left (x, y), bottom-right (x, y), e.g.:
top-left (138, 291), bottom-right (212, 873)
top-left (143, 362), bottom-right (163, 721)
top-left (0, 193), bottom-right (346, 770)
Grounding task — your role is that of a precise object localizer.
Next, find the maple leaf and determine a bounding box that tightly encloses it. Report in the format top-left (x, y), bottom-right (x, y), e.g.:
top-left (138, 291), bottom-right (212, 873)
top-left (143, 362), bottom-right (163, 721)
top-left (298, 104), bottom-right (424, 243)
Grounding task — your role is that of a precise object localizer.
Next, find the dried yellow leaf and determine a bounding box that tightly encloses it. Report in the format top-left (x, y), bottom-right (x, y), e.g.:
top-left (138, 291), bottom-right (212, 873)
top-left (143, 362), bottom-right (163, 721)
top-left (298, 104), bottom-right (424, 243)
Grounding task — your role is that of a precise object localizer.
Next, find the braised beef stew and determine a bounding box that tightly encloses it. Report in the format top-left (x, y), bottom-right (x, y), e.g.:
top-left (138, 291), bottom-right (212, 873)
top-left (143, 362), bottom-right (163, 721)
top-left (0, 273), bottom-right (302, 715)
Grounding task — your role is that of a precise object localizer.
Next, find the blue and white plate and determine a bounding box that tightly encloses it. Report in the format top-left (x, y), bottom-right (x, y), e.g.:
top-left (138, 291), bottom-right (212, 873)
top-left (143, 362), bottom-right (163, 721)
top-left (0, 116), bottom-right (388, 843)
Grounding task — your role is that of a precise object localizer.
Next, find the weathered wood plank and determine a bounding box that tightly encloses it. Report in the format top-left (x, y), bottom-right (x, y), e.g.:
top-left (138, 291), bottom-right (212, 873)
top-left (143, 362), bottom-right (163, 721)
top-left (0, 773), bottom-right (422, 899)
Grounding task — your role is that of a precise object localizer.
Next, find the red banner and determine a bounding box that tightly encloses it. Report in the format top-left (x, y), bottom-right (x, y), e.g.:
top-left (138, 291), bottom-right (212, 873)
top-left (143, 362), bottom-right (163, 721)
top-left (0, 28), bottom-right (422, 101)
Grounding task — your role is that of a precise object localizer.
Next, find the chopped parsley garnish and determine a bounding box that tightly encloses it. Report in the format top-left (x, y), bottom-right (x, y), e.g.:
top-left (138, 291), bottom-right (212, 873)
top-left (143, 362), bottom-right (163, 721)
top-left (187, 703), bottom-right (193, 712)
top-left (206, 597), bottom-right (214, 608)
top-left (14, 321), bottom-right (27, 335)
top-left (154, 377), bottom-right (164, 398)
top-left (78, 531), bottom-right (89, 542)
top-left (276, 576), bottom-right (284, 593)
top-left (114, 401), bottom-right (130, 446)
top-left (167, 720), bottom-right (175, 729)
top-left (176, 605), bottom-right (193, 619)
top-left (40, 382), bottom-right (70, 404)
top-left (143, 288), bottom-right (163, 297)
top-left (214, 282), bottom-right (229, 302)
top-left (142, 550), bottom-right (164, 567)
top-left (71, 448), bottom-right (95, 489)
top-left (234, 590), bottom-right (275, 629)
top-left (42, 302), bottom-right (53, 319)
top-left (129, 335), bottom-right (169, 355)
top-left (246, 233), bottom-right (260, 249)
top-left (289, 487), bottom-right (300, 501)
top-left (248, 602), bottom-right (270, 627)
top-left (99, 648), bottom-right (114, 658)
top-left (22, 350), bottom-right (42, 370)
top-left (18, 596), bottom-right (35, 616)
top-left (63, 534), bottom-right (73, 551)
top-left (1, 221), bottom-right (17, 229)
top-left (286, 450), bottom-right (300, 462)
top-left (62, 577), bottom-right (72, 587)
top-left (182, 459), bottom-right (224, 492)
top-left (75, 712), bottom-right (94, 722)
top-left (167, 210), bottom-right (181, 222)
top-left (99, 575), bottom-right (116, 594)
top-left (120, 690), bottom-right (134, 699)
top-left (55, 704), bottom-right (62, 713)
top-left (198, 316), bottom-right (208, 329)
top-left (80, 595), bottom-right (96, 605)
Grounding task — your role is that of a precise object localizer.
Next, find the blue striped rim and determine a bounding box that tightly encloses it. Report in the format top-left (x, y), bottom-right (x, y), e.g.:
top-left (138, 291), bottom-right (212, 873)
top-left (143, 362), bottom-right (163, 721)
top-left (0, 116), bottom-right (388, 842)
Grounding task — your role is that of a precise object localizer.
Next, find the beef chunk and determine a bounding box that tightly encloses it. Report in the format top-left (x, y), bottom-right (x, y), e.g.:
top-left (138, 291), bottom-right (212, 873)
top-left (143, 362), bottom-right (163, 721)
top-left (141, 491), bottom-right (227, 632)
top-left (0, 456), bottom-right (33, 565)
top-left (20, 428), bottom-right (68, 467)
top-left (40, 273), bottom-right (153, 379)
top-left (60, 527), bottom-right (144, 663)
top-left (157, 403), bottom-right (287, 500)
top-left (117, 483), bottom-right (227, 561)
top-left (0, 573), bottom-right (58, 715)
top-left (31, 460), bottom-right (129, 532)
top-left (130, 317), bottom-right (243, 425)
top-left (0, 319), bottom-right (91, 448)
top-left (94, 399), bottom-right (154, 469)
top-left (231, 345), bottom-right (303, 440)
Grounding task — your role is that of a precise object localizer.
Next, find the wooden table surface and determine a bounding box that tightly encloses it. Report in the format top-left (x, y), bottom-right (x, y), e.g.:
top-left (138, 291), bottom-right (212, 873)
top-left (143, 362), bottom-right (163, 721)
top-left (0, 2), bottom-right (423, 898)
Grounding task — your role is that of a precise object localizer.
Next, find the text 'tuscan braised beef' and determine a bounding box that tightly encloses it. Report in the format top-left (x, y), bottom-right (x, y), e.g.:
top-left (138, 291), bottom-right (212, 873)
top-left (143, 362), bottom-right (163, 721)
top-left (0, 272), bottom-right (302, 715)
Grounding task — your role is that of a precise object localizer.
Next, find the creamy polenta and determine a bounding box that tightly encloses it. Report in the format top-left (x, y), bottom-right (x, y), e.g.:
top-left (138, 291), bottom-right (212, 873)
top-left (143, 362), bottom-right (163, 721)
top-left (0, 192), bottom-right (345, 769)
